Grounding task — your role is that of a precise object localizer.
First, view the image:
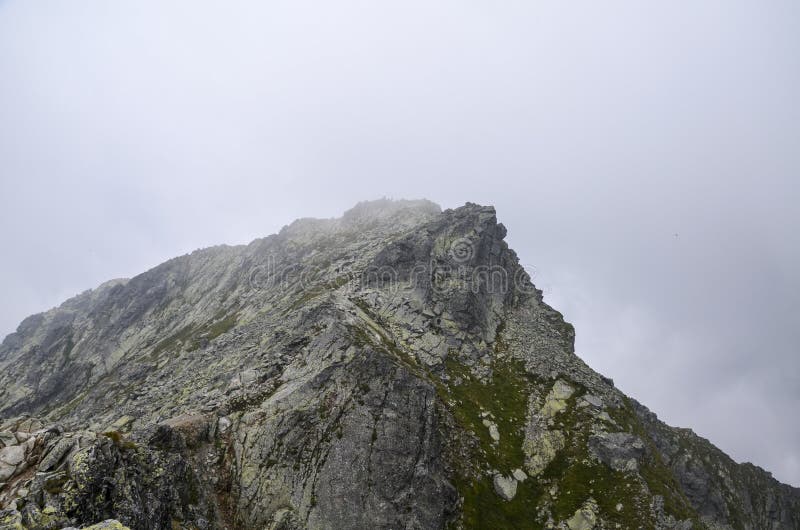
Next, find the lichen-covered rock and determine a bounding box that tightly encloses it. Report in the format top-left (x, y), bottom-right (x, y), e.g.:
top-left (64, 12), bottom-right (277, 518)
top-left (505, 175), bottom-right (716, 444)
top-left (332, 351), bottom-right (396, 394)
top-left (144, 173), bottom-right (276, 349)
top-left (541, 379), bottom-right (575, 418)
top-left (523, 428), bottom-right (566, 477)
top-left (0, 200), bottom-right (797, 529)
top-left (0, 508), bottom-right (23, 530)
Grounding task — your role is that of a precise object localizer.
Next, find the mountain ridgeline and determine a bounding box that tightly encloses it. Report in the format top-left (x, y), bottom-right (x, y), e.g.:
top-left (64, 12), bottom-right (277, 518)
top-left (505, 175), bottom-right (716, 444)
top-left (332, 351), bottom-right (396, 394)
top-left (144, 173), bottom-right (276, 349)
top-left (0, 200), bottom-right (797, 530)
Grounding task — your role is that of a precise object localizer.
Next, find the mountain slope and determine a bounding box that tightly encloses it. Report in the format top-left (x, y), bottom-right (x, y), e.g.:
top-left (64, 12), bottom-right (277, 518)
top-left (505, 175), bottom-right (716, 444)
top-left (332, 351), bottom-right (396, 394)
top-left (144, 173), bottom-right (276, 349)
top-left (0, 199), bottom-right (797, 530)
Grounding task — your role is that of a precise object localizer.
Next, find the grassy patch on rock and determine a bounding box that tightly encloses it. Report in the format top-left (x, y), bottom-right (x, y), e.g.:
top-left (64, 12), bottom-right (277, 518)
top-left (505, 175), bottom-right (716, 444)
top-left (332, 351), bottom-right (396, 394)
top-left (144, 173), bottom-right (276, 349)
top-left (440, 355), bottom-right (542, 528)
top-left (440, 353), bottom-right (703, 529)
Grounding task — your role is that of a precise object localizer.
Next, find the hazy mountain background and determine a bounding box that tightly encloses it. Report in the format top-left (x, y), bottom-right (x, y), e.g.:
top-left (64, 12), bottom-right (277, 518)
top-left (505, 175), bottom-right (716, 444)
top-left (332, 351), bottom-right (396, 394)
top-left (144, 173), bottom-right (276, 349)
top-left (0, 0), bottom-right (798, 487)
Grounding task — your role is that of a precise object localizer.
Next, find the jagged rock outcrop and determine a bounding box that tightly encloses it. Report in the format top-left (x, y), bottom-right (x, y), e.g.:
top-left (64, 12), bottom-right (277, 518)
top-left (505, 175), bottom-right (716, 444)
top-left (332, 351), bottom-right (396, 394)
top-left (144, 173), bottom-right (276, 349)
top-left (0, 199), bottom-right (797, 529)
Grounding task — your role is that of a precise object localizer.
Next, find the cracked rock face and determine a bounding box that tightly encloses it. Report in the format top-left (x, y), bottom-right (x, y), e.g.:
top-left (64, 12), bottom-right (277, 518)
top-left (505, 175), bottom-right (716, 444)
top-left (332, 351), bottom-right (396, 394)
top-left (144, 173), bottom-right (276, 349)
top-left (588, 431), bottom-right (646, 472)
top-left (0, 199), bottom-right (798, 530)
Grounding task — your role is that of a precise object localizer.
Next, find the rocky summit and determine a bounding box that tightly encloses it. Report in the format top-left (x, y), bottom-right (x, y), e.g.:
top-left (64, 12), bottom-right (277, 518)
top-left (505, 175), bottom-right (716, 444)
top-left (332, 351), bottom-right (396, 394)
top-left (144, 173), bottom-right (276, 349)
top-left (0, 199), bottom-right (797, 530)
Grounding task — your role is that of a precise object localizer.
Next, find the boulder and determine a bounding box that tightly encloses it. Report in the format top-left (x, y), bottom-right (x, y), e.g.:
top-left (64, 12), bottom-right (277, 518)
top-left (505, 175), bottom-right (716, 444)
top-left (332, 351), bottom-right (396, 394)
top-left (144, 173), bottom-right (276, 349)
top-left (0, 461), bottom-right (15, 482)
top-left (540, 380), bottom-right (575, 417)
top-left (524, 429), bottom-right (565, 476)
top-left (217, 416), bottom-right (232, 435)
top-left (566, 498), bottom-right (599, 529)
top-left (0, 432), bottom-right (15, 448)
top-left (588, 431), bottom-right (646, 472)
top-left (488, 423), bottom-right (500, 442)
top-left (0, 445), bottom-right (24, 466)
top-left (493, 474), bottom-right (518, 501)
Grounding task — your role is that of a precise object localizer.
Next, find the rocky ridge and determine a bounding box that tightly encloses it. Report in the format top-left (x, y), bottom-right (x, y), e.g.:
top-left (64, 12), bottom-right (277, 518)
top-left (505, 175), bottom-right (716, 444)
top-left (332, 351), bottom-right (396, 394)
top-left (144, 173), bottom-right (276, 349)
top-left (0, 199), bottom-right (798, 529)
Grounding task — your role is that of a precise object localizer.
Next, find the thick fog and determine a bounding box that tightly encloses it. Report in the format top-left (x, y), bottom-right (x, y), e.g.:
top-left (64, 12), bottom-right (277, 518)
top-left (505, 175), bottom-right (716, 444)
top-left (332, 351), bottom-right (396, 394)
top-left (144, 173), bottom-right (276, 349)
top-left (1, 1), bottom-right (798, 485)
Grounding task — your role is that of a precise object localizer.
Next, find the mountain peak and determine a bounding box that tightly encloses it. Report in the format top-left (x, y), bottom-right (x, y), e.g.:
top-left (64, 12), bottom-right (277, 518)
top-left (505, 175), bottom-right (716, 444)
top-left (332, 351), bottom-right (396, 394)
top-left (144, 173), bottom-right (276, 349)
top-left (0, 200), bottom-right (797, 529)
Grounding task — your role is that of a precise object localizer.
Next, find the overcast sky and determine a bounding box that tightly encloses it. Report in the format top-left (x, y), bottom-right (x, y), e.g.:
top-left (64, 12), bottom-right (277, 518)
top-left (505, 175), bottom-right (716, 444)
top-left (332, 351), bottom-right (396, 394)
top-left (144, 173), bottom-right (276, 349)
top-left (1, 1), bottom-right (798, 486)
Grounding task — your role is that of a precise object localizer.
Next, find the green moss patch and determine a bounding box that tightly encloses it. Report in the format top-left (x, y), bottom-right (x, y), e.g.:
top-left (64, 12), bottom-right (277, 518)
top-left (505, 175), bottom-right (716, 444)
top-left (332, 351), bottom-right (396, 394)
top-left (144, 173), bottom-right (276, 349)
top-left (440, 355), bottom-right (543, 528)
